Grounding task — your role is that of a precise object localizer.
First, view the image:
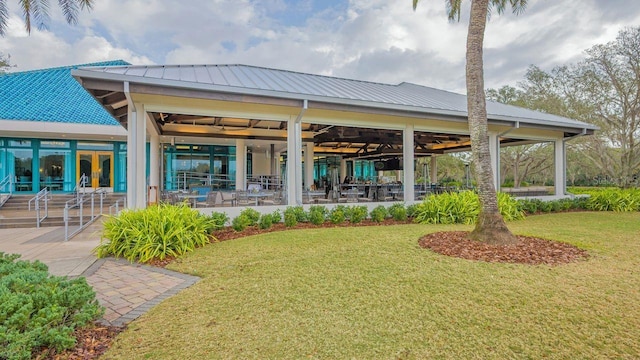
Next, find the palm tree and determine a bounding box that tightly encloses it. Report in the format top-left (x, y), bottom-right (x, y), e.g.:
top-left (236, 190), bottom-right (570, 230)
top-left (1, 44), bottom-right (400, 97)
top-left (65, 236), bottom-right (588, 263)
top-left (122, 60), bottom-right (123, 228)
top-left (413, 0), bottom-right (527, 245)
top-left (0, 0), bottom-right (94, 36)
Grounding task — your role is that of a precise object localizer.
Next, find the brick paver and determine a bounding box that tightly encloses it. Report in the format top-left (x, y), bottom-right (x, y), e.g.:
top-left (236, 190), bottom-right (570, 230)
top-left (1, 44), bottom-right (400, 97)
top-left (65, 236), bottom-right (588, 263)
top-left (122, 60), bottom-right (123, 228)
top-left (83, 258), bottom-right (200, 326)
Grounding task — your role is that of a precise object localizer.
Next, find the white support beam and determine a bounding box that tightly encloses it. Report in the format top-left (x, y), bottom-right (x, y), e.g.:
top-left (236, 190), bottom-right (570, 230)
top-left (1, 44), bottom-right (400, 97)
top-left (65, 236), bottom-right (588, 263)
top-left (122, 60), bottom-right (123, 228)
top-left (489, 132), bottom-right (499, 190)
top-left (554, 139), bottom-right (566, 196)
top-left (126, 106), bottom-right (137, 208)
top-left (430, 156), bottom-right (437, 185)
top-left (149, 134), bottom-right (160, 204)
top-left (403, 124), bottom-right (415, 201)
top-left (305, 142), bottom-right (314, 190)
top-left (134, 104), bottom-right (147, 208)
top-left (286, 119), bottom-right (298, 205)
top-left (235, 139), bottom-right (246, 191)
top-left (294, 121), bottom-right (303, 204)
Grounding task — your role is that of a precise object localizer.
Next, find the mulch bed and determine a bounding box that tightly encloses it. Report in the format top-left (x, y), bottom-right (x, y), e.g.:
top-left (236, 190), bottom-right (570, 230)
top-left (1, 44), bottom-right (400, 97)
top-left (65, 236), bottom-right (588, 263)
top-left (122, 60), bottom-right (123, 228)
top-left (418, 231), bottom-right (589, 265)
top-left (44, 219), bottom-right (588, 359)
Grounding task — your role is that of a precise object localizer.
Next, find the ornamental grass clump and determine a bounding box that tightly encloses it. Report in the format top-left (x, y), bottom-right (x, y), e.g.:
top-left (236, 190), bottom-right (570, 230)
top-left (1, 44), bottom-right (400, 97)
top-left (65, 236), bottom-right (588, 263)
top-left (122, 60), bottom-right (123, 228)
top-left (0, 253), bottom-right (103, 360)
top-left (413, 190), bottom-right (524, 225)
top-left (587, 188), bottom-right (640, 212)
top-left (96, 203), bottom-right (214, 263)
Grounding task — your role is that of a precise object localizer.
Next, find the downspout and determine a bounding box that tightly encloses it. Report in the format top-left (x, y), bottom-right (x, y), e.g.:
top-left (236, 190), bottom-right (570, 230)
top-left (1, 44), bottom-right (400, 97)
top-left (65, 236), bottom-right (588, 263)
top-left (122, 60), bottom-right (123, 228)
top-left (563, 128), bottom-right (587, 197)
top-left (495, 121), bottom-right (520, 191)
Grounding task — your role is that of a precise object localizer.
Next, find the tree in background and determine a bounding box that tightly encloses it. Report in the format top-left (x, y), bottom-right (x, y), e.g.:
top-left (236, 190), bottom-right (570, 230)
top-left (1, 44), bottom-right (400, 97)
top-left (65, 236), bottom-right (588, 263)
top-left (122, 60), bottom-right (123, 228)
top-left (414, 0), bottom-right (527, 245)
top-left (0, 0), bottom-right (94, 36)
top-left (0, 52), bottom-right (10, 73)
top-left (488, 27), bottom-right (640, 188)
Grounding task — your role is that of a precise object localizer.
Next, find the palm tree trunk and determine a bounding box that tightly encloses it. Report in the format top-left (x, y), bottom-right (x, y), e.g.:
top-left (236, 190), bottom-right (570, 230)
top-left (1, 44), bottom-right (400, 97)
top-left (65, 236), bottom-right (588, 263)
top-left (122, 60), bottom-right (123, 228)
top-left (466, 0), bottom-right (518, 245)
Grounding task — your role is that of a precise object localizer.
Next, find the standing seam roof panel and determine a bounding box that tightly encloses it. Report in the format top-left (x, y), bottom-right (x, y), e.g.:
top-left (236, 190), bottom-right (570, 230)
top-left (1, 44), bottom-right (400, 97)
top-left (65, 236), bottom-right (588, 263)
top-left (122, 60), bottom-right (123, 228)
top-left (230, 66), bottom-right (260, 88)
top-left (244, 66), bottom-right (289, 92)
top-left (217, 66), bottom-right (244, 88)
top-left (206, 66), bottom-right (228, 85)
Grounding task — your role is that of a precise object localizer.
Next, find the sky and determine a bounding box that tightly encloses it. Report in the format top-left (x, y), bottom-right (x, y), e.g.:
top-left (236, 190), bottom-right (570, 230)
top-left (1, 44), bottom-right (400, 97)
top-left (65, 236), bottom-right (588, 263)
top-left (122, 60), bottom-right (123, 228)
top-left (1, 0), bottom-right (640, 93)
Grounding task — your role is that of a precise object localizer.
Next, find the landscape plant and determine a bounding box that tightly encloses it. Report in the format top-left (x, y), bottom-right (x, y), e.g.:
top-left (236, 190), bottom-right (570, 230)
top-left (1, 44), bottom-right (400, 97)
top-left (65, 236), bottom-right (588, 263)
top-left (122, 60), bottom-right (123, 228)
top-left (308, 205), bottom-right (328, 225)
top-left (208, 212), bottom-right (229, 231)
top-left (0, 253), bottom-right (103, 360)
top-left (348, 205), bottom-right (368, 224)
top-left (388, 203), bottom-right (408, 221)
top-left (369, 205), bottom-right (388, 223)
top-left (329, 206), bottom-right (346, 224)
top-left (96, 203), bottom-right (213, 262)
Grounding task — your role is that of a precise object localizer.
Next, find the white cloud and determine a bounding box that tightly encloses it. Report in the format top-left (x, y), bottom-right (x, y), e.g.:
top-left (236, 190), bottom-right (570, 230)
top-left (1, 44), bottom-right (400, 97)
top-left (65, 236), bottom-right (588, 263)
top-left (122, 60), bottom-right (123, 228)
top-left (3, 0), bottom-right (640, 94)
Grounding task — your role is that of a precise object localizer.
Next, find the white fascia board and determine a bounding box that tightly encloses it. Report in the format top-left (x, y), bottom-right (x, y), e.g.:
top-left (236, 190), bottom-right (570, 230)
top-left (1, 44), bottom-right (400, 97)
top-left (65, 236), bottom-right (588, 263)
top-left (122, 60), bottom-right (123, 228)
top-left (0, 119), bottom-right (127, 140)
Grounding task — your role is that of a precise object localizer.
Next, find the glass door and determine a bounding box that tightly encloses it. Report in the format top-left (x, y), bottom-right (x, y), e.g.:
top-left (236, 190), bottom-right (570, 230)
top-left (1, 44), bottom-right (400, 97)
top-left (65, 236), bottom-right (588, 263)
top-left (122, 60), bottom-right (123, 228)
top-left (77, 151), bottom-right (113, 189)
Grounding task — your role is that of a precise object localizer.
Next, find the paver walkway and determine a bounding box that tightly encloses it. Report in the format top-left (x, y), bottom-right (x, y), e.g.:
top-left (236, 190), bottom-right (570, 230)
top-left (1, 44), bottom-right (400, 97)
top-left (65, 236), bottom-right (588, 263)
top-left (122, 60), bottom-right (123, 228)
top-left (0, 220), bottom-right (199, 326)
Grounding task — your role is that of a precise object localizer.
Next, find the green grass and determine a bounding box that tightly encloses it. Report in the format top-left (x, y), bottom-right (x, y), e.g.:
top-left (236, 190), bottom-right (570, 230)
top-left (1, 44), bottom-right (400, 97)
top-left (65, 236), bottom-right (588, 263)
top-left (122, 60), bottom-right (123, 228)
top-left (104, 212), bottom-right (640, 359)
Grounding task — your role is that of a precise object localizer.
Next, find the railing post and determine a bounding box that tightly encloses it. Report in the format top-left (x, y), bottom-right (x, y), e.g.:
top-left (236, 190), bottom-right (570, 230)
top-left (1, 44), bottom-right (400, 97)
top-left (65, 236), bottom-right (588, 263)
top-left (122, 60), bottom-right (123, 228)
top-left (35, 197), bottom-right (40, 228)
top-left (64, 203), bottom-right (69, 241)
top-left (79, 201), bottom-right (84, 228)
top-left (91, 193), bottom-right (95, 220)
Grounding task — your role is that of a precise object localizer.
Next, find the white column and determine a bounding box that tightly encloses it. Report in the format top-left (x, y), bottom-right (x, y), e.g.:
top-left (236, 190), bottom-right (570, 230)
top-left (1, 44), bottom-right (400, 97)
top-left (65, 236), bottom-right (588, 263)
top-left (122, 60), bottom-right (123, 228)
top-left (235, 139), bottom-right (246, 191)
top-left (340, 158), bottom-right (347, 180)
top-left (403, 124), bottom-right (415, 201)
top-left (126, 107), bottom-right (137, 208)
top-left (554, 139), bottom-right (566, 196)
top-left (125, 104), bottom-right (148, 209)
top-left (489, 132), bottom-right (499, 190)
top-left (294, 121), bottom-right (303, 204)
top-left (286, 119), bottom-right (297, 205)
top-left (149, 134), bottom-right (160, 204)
top-left (430, 156), bottom-right (437, 185)
top-left (305, 142), bottom-right (314, 190)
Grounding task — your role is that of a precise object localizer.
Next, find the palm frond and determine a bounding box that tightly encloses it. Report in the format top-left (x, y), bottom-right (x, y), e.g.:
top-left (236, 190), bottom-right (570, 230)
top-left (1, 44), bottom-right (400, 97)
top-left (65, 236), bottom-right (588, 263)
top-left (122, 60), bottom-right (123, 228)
top-left (0, 0), bottom-right (8, 36)
top-left (58, 0), bottom-right (79, 24)
top-left (446, 0), bottom-right (463, 21)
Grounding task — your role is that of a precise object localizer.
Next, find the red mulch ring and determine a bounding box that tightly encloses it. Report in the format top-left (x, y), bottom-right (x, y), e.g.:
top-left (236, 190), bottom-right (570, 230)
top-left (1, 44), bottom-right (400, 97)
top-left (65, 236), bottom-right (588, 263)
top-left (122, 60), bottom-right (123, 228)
top-left (418, 231), bottom-right (589, 265)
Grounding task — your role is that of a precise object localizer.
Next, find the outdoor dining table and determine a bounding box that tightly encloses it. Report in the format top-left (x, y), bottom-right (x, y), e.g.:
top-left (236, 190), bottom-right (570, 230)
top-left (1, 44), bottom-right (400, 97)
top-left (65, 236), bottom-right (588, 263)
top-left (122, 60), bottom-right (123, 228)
top-left (178, 193), bottom-right (202, 207)
top-left (247, 192), bottom-right (271, 206)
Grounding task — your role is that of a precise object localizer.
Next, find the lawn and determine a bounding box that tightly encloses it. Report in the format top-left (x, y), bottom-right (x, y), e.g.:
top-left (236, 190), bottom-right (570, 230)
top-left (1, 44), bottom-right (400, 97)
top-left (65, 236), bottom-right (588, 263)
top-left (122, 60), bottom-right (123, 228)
top-left (103, 212), bottom-right (640, 359)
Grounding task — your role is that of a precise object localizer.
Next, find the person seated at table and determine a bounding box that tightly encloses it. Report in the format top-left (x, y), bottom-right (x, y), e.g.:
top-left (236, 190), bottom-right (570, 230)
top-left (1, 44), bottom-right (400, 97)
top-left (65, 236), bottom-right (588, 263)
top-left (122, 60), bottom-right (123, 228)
top-left (343, 176), bottom-right (353, 184)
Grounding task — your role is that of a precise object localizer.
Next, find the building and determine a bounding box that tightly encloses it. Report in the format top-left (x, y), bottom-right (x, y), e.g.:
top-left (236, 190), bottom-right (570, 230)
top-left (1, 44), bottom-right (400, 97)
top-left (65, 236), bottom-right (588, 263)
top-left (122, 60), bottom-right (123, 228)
top-left (1, 61), bottom-right (597, 208)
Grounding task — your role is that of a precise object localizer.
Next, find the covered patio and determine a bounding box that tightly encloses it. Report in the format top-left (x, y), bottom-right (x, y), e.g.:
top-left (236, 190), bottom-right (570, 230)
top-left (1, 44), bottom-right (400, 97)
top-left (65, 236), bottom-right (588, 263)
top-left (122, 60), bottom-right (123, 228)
top-left (71, 64), bottom-right (596, 211)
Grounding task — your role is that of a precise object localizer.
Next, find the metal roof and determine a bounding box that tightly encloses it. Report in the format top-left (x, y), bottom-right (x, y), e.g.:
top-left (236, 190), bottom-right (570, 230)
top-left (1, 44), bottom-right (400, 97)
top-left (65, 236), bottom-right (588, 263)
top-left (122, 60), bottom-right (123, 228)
top-left (73, 64), bottom-right (597, 132)
top-left (0, 60), bottom-right (129, 125)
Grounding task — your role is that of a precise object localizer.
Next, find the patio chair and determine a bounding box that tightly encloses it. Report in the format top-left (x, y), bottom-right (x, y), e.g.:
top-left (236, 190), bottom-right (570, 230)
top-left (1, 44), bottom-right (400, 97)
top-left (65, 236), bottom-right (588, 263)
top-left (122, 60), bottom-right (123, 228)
top-left (197, 191), bottom-right (218, 208)
top-left (218, 191), bottom-right (236, 206)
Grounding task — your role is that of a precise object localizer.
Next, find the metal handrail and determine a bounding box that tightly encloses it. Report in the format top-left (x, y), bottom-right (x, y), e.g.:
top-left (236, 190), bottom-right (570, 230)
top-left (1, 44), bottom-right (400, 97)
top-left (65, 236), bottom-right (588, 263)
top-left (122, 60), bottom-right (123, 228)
top-left (73, 174), bottom-right (89, 202)
top-left (108, 197), bottom-right (127, 215)
top-left (63, 187), bottom-right (107, 241)
top-left (28, 188), bottom-right (52, 228)
top-left (0, 174), bottom-right (13, 207)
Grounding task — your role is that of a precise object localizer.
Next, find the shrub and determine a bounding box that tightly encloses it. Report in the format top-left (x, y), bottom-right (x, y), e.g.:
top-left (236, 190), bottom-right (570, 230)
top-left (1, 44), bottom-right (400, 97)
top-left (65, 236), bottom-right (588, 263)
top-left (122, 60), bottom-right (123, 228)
top-left (308, 205), bottom-right (328, 225)
top-left (239, 208), bottom-right (261, 226)
top-left (370, 205), bottom-right (388, 223)
top-left (232, 215), bottom-right (251, 232)
top-left (406, 203), bottom-right (419, 219)
top-left (0, 253), bottom-right (104, 360)
top-left (349, 205), bottom-right (368, 224)
top-left (258, 213), bottom-right (273, 229)
top-left (329, 207), bottom-right (346, 224)
top-left (292, 206), bottom-right (309, 222)
top-left (388, 203), bottom-right (408, 221)
top-left (97, 204), bottom-right (213, 263)
top-left (209, 212), bottom-right (229, 231)
top-left (268, 210), bottom-right (282, 224)
top-left (283, 207), bottom-right (299, 227)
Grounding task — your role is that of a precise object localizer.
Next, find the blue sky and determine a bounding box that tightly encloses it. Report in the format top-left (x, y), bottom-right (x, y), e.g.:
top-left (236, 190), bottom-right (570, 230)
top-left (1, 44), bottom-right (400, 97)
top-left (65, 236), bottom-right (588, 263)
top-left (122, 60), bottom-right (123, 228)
top-left (2, 0), bottom-right (640, 93)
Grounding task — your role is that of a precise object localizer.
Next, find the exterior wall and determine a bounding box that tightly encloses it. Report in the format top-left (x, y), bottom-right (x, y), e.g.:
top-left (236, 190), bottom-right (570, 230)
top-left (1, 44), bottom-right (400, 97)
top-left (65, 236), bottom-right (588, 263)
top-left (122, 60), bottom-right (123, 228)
top-left (0, 137), bottom-right (127, 194)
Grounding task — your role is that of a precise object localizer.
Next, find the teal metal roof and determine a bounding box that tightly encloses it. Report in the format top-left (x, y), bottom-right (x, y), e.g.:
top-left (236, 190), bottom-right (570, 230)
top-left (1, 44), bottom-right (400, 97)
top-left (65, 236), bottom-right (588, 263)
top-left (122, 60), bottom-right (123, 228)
top-left (0, 60), bottom-right (129, 125)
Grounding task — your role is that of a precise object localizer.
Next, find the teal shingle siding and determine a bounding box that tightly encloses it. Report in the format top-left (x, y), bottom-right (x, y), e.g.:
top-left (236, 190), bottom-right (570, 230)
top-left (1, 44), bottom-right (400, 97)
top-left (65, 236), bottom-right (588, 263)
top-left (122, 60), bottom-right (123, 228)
top-left (0, 60), bottom-right (129, 126)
